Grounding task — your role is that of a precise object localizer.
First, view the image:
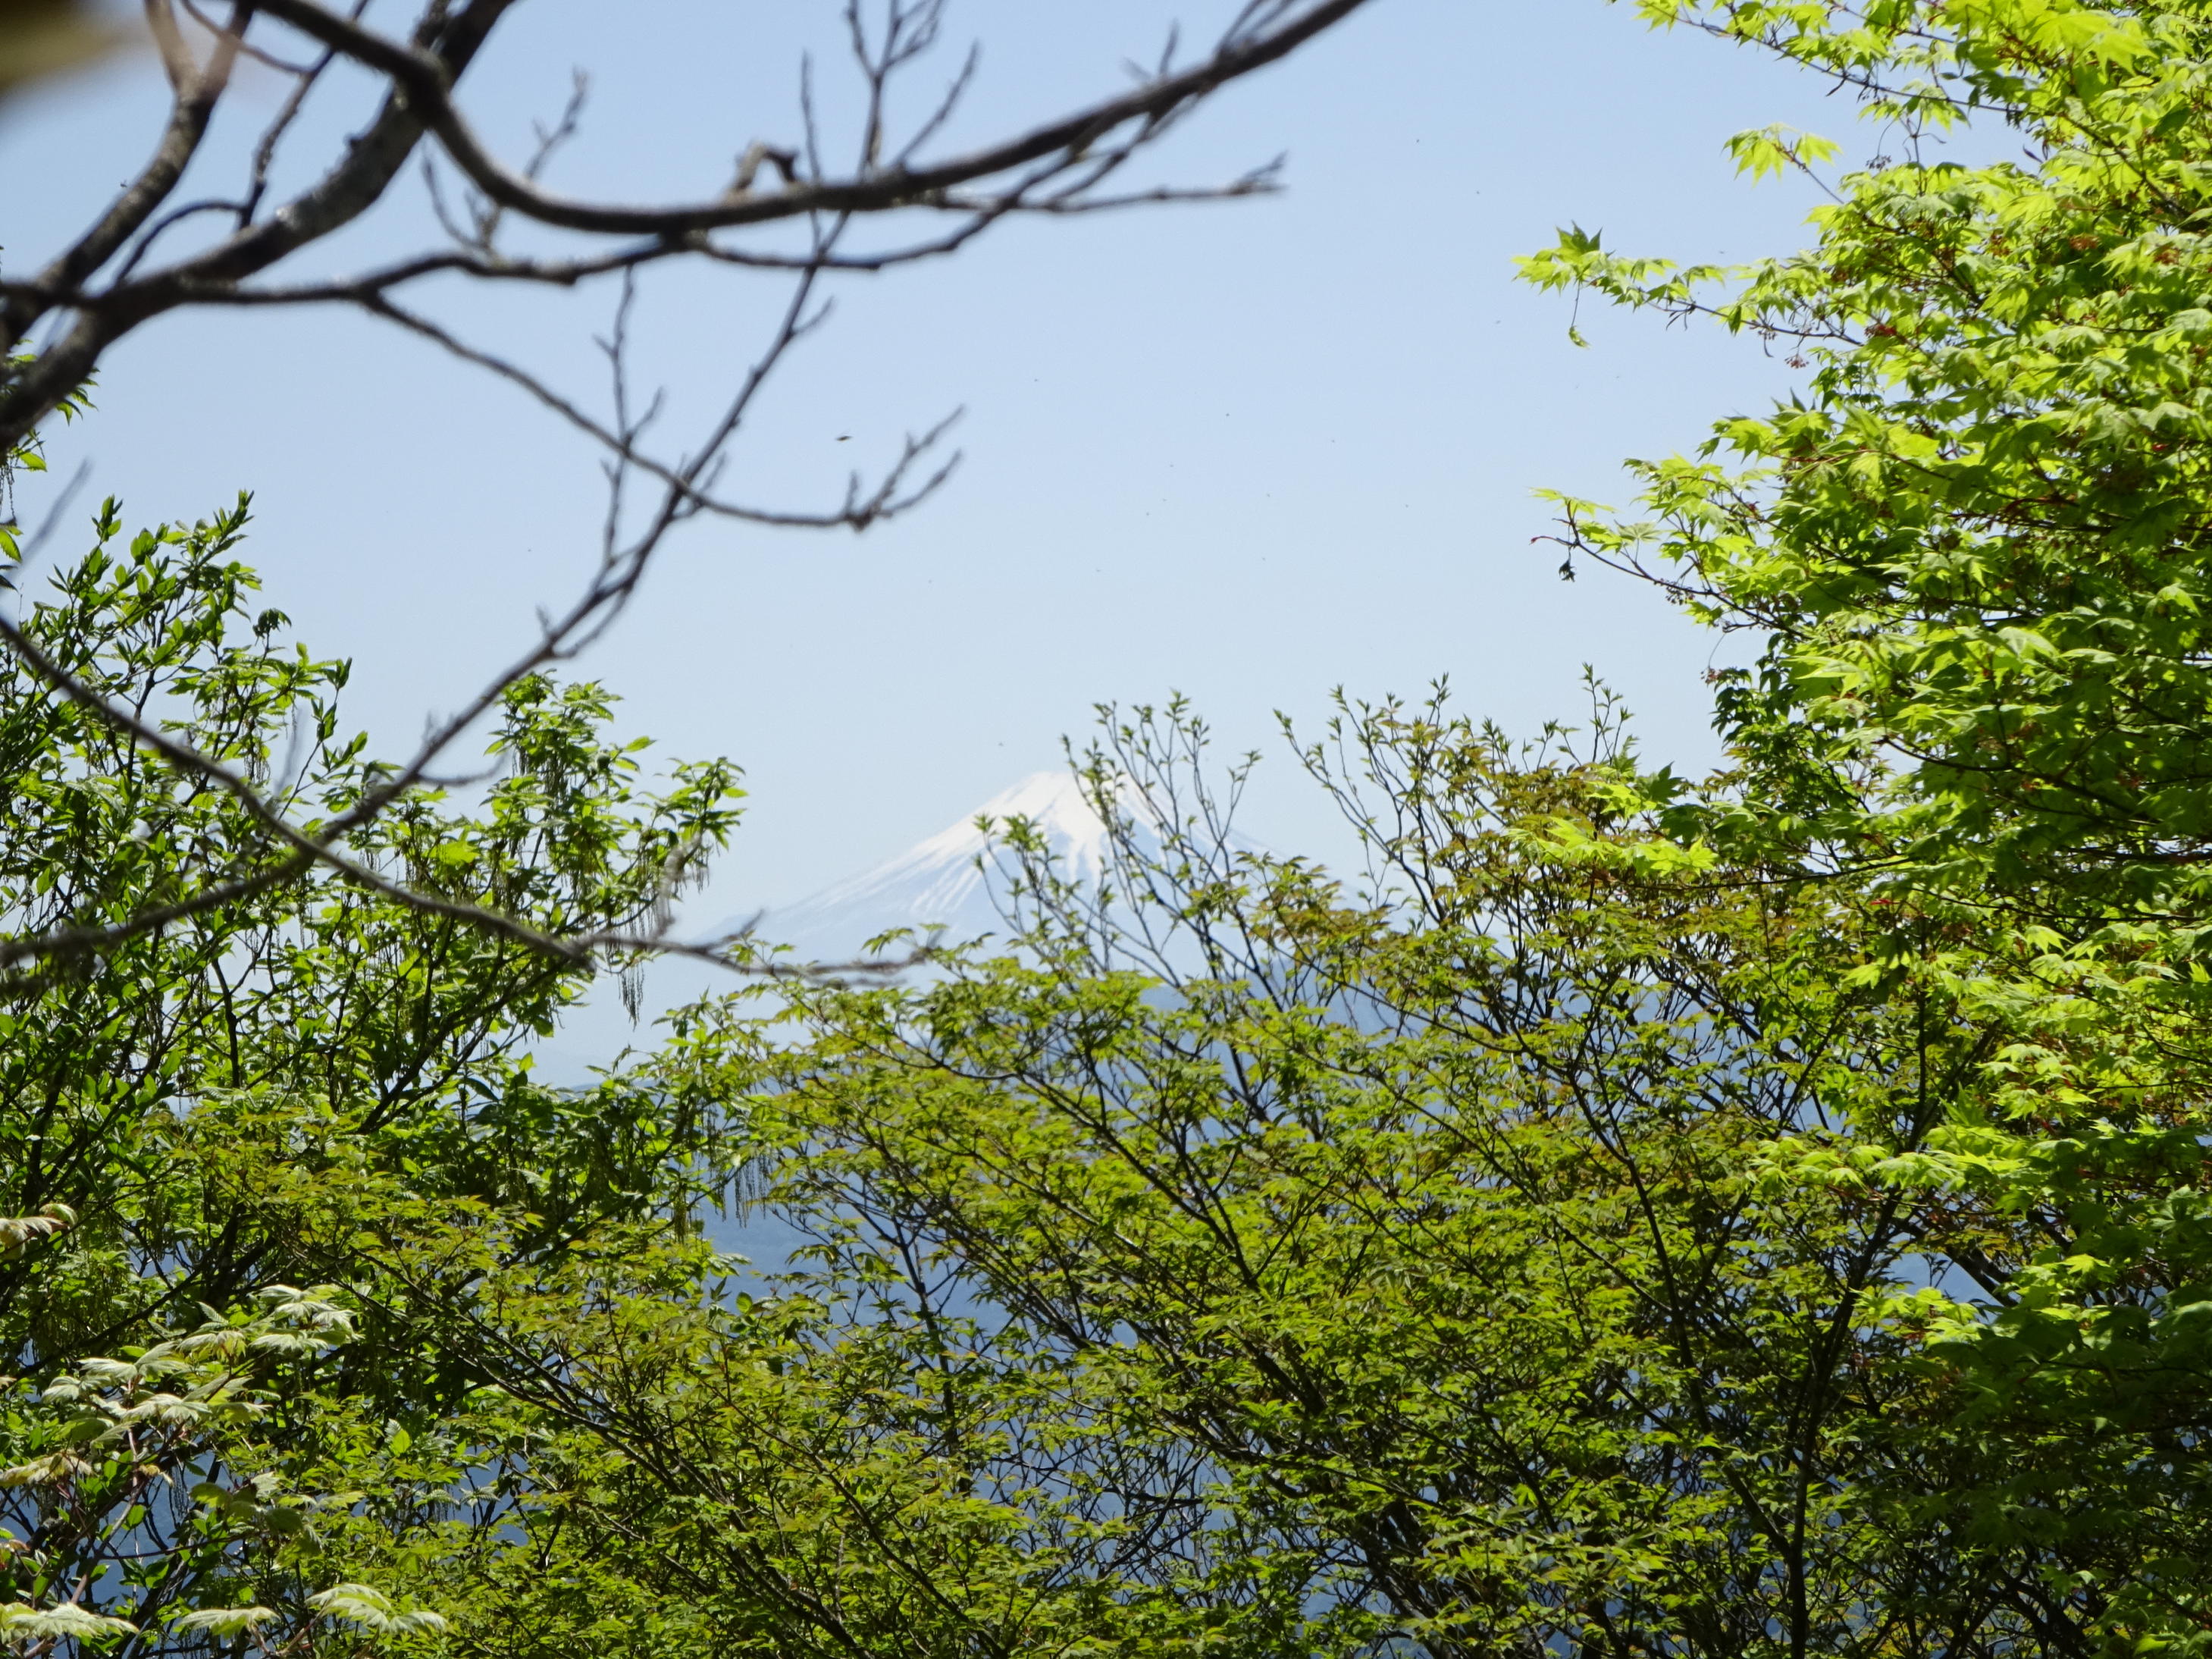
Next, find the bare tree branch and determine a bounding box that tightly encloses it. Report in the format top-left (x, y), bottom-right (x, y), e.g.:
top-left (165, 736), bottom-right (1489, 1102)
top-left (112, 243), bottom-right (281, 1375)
top-left (0, 0), bottom-right (1374, 976)
top-left (355, 293), bottom-right (962, 531)
top-left (240, 0), bottom-right (1364, 235)
top-left (3, 0), bottom-right (243, 340)
top-left (238, 2), bottom-right (368, 224)
top-left (2, 0), bottom-right (1368, 445)
top-left (3, 0), bottom-right (518, 441)
top-left (179, 0), bottom-right (318, 74)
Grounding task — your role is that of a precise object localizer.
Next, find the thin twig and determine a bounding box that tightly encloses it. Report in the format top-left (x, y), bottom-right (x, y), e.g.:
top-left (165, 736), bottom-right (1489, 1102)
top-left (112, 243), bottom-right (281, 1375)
top-left (241, 0), bottom-right (1373, 236)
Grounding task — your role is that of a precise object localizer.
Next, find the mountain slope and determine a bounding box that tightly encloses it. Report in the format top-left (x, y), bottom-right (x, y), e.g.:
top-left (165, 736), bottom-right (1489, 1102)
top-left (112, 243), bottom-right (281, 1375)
top-left (757, 770), bottom-right (1155, 962)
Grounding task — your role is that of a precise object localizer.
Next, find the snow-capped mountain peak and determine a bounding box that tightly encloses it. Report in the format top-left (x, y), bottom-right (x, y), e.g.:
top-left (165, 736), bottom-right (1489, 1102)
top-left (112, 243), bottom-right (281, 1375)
top-left (760, 770), bottom-right (1155, 960)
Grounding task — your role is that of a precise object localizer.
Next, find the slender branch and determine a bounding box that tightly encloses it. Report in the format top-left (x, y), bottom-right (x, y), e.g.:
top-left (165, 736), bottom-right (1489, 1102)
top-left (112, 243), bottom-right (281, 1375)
top-left (180, 0), bottom-right (320, 74)
top-left (240, 3), bottom-right (368, 224)
top-left (2, 2), bottom-right (245, 347)
top-left (355, 293), bottom-right (961, 530)
top-left (243, 0), bottom-right (1373, 235)
top-left (1, 0), bottom-right (519, 447)
top-left (109, 200), bottom-right (250, 286)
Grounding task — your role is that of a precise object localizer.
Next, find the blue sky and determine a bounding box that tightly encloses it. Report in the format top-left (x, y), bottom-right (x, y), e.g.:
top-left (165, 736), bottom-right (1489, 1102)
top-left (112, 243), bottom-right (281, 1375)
top-left (5, 1), bottom-right (1854, 917)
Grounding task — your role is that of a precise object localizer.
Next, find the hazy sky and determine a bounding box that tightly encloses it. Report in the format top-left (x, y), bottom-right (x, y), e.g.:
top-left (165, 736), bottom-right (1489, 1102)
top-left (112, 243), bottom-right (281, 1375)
top-left (5, 1), bottom-right (1853, 920)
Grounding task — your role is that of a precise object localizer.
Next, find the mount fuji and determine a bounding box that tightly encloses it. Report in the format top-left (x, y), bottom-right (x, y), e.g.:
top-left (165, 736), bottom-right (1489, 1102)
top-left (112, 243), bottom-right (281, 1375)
top-left (542, 770), bottom-right (1145, 1074)
top-left (741, 770), bottom-right (1158, 964)
top-left (540, 768), bottom-right (1259, 1076)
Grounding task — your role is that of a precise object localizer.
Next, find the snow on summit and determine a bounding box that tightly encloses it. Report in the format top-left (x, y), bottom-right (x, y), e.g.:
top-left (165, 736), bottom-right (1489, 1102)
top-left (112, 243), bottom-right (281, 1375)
top-left (760, 770), bottom-right (1156, 961)
top-left (549, 770), bottom-right (1189, 1071)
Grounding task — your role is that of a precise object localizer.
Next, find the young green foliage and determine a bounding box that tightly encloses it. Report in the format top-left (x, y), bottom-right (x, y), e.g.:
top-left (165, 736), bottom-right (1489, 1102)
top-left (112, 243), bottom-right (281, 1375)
top-left (1524, 2), bottom-right (2212, 1647)
top-left (680, 698), bottom-right (1959, 1659)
